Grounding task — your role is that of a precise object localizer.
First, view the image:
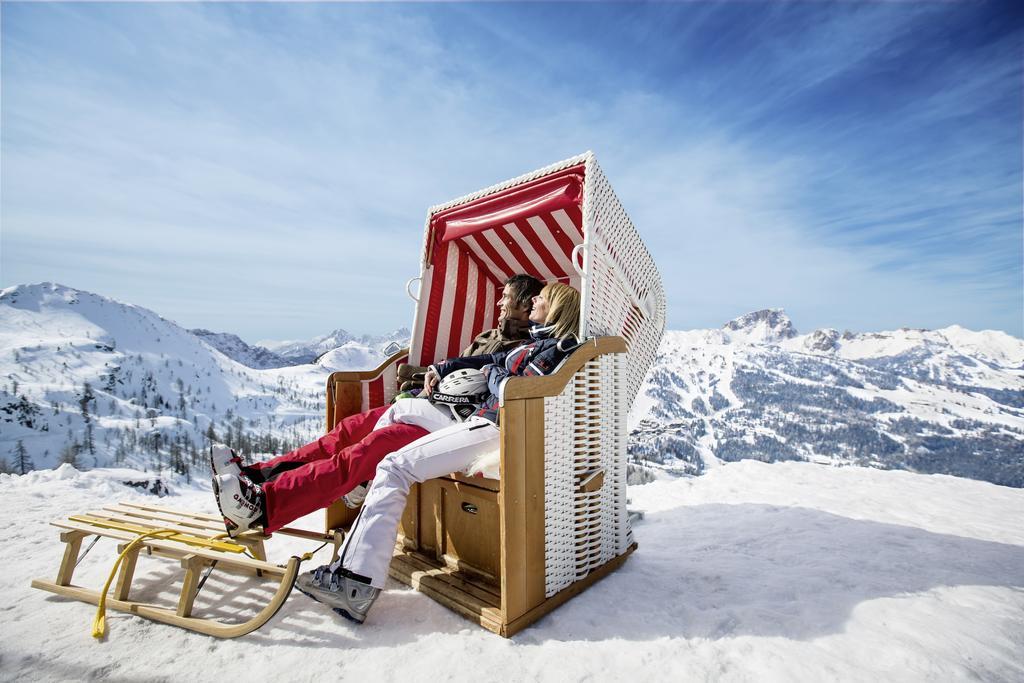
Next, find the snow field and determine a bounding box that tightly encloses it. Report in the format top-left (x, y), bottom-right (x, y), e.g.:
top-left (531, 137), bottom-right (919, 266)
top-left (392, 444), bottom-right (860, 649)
top-left (2, 460), bottom-right (1022, 682)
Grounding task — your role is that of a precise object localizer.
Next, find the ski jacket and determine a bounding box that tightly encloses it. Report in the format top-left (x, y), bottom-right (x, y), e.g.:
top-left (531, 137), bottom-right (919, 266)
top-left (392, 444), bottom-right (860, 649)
top-left (398, 318), bottom-right (533, 392)
top-left (430, 325), bottom-right (582, 425)
top-left (461, 316), bottom-right (533, 356)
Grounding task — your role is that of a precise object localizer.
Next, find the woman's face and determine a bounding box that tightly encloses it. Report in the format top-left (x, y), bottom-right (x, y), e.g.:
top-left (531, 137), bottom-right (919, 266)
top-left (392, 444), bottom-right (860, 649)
top-left (529, 293), bottom-right (549, 324)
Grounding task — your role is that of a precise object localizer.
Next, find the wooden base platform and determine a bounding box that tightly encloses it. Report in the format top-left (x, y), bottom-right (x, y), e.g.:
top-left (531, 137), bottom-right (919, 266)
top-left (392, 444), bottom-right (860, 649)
top-left (389, 542), bottom-right (637, 637)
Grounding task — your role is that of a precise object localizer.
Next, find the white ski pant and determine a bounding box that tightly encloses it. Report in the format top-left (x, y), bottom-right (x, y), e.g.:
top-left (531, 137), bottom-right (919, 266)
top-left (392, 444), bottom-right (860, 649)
top-left (336, 399), bottom-right (500, 588)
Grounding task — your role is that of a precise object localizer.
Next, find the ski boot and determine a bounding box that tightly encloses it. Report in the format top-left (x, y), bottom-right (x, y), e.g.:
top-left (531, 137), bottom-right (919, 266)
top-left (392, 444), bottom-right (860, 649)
top-left (212, 472), bottom-right (265, 537)
top-left (210, 443), bottom-right (243, 478)
top-left (295, 564), bottom-right (380, 624)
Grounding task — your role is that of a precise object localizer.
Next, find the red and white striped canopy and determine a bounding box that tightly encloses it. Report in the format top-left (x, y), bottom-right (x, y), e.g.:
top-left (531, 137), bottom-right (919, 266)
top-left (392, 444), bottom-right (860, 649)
top-left (409, 164), bottom-right (586, 367)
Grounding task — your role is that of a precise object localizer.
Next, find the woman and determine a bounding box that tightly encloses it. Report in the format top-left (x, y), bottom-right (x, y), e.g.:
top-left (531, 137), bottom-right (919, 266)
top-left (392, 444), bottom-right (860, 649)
top-left (294, 283), bottom-right (582, 624)
top-left (212, 274), bottom-right (544, 536)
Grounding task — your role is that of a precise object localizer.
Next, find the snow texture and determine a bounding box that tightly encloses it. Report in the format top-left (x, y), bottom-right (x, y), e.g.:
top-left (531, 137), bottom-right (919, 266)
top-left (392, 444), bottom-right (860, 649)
top-left (2, 460), bottom-right (1022, 681)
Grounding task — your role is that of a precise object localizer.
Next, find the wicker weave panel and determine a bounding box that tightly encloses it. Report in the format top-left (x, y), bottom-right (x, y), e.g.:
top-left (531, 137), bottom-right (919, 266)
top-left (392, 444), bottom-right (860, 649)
top-left (543, 382), bottom-right (576, 595)
top-left (580, 157), bottom-right (667, 406)
top-left (543, 352), bottom-right (631, 596)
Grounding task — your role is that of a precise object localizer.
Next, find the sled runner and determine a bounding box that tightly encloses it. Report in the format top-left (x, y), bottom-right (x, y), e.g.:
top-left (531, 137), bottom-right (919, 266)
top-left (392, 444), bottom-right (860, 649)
top-left (31, 502), bottom-right (339, 638)
top-left (326, 152), bottom-right (665, 636)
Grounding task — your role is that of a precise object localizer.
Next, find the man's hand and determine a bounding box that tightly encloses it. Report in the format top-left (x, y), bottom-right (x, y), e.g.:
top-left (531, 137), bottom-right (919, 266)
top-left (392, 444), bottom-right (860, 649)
top-left (423, 367), bottom-right (439, 395)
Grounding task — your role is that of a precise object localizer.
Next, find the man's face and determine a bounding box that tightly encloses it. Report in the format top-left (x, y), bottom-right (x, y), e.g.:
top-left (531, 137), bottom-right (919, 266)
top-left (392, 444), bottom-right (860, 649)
top-left (499, 285), bottom-right (530, 322)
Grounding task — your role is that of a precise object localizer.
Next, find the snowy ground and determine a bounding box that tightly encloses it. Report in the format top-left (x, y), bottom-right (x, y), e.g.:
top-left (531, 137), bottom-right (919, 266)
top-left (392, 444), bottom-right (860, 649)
top-left (2, 461), bottom-right (1022, 682)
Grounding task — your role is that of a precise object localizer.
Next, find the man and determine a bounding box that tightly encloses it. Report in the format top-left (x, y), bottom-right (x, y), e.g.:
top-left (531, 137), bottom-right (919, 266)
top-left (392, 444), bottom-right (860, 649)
top-left (397, 273), bottom-right (544, 391)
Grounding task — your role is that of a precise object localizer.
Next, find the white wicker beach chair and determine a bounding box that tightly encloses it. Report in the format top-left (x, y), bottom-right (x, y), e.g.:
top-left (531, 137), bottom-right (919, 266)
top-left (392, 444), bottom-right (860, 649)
top-left (325, 152), bottom-right (665, 636)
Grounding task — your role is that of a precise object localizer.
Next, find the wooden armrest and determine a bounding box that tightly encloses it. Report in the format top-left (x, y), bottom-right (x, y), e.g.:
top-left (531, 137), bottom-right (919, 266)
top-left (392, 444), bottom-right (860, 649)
top-left (501, 336), bottom-right (627, 401)
top-left (326, 347), bottom-right (409, 384)
top-left (325, 347), bottom-right (409, 430)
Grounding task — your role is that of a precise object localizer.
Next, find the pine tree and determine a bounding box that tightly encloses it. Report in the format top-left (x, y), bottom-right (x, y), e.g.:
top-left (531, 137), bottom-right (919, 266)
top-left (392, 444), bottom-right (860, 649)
top-left (205, 422), bottom-right (218, 446)
top-left (13, 393), bottom-right (41, 428)
top-left (79, 382), bottom-right (96, 455)
top-left (15, 440), bottom-right (33, 474)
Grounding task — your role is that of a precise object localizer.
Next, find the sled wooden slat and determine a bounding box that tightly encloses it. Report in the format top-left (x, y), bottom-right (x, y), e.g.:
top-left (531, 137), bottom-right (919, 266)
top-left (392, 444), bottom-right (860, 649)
top-left (69, 515), bottom-right (244, 554)
top-left (84, 510), bottom-right (230, 542)
top-left (100, 504), bottom-right (227, 533)
top-left (48, 519), bottom-right (282, 574)
top-left (118, 501), bottom-right (224, 524)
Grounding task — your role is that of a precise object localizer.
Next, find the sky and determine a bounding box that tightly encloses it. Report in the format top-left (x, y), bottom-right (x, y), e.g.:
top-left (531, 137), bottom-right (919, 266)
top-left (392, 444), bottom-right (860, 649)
top-left (2, 1), bottom-right (1022, 342)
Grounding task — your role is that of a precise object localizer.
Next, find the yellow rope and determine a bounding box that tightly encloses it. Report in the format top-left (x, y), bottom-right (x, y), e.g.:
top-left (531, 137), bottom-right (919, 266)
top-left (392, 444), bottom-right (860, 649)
top-left (92, 528), bottom-right (178, 639)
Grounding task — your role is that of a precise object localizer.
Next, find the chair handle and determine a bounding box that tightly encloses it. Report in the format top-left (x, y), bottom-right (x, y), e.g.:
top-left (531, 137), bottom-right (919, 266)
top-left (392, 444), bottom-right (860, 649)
top-left (570, 244), bottom-right (586, 276)
top-left (405, 276), bottom-right (422, 303)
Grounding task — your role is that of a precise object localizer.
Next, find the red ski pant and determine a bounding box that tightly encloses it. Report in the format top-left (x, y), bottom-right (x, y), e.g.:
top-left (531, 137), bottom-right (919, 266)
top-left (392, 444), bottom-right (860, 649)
top-left (253, 406), bottom-right (429, 533)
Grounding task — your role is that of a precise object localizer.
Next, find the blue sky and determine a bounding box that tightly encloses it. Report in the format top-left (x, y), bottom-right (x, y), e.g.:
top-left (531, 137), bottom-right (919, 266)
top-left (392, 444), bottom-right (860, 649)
top-left (2, 2), bottom-right (1021, 341)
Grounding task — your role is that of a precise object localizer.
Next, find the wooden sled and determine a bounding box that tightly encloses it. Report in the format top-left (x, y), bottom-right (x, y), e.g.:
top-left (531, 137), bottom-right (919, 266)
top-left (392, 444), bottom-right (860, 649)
top-left (31, 502), bottom-right (339, 638)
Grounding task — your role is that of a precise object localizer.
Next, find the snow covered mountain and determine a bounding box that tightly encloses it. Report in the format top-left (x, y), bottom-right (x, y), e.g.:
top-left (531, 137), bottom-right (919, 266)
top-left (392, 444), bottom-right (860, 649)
top-left (629, 309), bottom-right (1024, 487)
top-left (192, 327), bottom-right (410, 370)
top-left (261, 327), bottom-right (411, 365)
top-left (188, 329), bottom-right (292, 369)
top-left (0, 283), bottom-right (336, 474)
top-left (4, 284), bottom-right (1021, 490)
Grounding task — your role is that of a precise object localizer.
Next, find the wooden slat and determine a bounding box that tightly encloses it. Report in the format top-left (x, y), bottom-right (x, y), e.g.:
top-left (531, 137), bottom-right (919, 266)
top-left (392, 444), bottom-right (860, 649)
top-left (86, 509), bottom-right (225, 540)
top-left (393, 549), bottom-right (501, 607)
top-left (117, 502), bottom-right (224, 524)
top-left (388, 560), bottom-right (505, 635)
top-left (408, 537), bottom-right (501, 601)
top-left (101, 504), bottom-right (226, 533)
top-left (499, 399), bottom-right (528, 623)
top-left (69, 515), bottom-right (243, 554)
top-left (49, 520), bottom-right (284, 575)
top-left (115, 503), bottom-right (265, 543)
top-left (524, 398), bottom-right (547, 611)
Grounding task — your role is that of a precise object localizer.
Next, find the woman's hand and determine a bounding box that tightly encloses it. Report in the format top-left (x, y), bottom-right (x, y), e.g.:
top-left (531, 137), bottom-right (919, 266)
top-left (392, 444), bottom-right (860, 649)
top-left (423, 367), bottom-right (440, 395)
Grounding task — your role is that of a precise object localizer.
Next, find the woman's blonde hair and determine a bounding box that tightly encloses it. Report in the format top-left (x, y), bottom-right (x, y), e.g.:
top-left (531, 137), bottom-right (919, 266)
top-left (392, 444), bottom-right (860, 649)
top-left (540, 282), bottom-right (580, 339)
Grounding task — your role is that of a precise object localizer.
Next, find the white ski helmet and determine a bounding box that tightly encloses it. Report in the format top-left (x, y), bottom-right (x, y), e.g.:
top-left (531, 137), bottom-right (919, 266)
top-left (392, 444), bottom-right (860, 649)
top-left (430, 368), bottom-right (489, 421)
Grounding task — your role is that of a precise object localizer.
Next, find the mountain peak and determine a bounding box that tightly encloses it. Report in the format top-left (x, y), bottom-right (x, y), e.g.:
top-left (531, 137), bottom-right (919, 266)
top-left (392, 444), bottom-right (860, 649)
top-left (722, 309), bottom-right (797, 344)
